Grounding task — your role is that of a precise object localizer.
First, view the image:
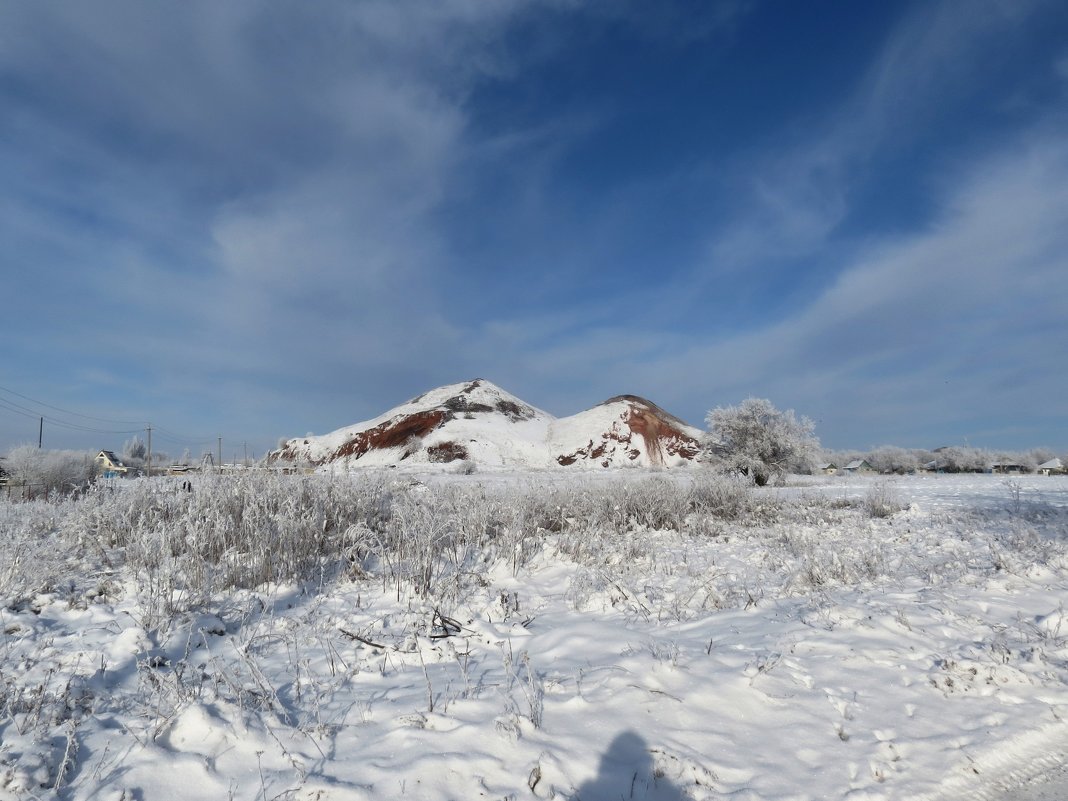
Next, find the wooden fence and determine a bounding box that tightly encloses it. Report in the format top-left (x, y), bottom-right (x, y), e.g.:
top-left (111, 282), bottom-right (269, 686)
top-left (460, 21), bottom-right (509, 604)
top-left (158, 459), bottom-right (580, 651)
top-left (0, 482), bottom-right (77, 501)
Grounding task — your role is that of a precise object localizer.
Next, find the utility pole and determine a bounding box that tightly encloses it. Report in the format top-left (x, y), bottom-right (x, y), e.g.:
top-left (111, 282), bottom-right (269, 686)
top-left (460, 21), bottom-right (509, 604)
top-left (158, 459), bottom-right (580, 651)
top-left (243, 441), bottom-right (248, 466)
top-left (217, 437), bottom-right (222, 471)
top-left (38, 417), bottom-right (43, 448)
top-left (146, 425), bottom-right (152, 477)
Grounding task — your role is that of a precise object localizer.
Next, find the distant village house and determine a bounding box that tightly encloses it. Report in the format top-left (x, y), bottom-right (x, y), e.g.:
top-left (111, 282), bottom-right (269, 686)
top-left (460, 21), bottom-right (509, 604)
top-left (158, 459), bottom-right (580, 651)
top-left (990, 461), bottom-right (1029, 475)
top-left (1038, 458), bottom-right (1065, 476)
top-left (96, 450), bottom-right (131, 478)
top-left (842, 459), bottom-right (875, 474)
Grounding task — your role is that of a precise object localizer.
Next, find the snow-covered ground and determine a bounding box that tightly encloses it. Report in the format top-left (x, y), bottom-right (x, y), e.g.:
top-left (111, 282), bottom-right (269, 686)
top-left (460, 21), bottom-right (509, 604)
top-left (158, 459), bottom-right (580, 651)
top-left (1, 472), bottom-right (1066, 800)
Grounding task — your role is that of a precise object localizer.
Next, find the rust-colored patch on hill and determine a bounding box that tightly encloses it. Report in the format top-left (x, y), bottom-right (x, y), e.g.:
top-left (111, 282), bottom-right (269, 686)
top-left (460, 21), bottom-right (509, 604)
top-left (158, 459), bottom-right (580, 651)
top-left (556, 426), bottom-right (633, 466)
top-left (332, 410), bottom-right (450, 461)
top-left (624, 403), bottom-right (701, 466)
top-left (555, 397), bottom-right (700, 467)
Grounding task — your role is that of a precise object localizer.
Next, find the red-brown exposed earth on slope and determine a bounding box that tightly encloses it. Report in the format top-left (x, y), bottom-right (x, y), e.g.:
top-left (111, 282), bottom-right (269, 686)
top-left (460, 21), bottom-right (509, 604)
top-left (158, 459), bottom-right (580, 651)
top-left (616, 397), bottom-right (702, 464)
top-left (333, 410), bottom-right (449, 462)
top-left (274, 410), bottom-right (451, 465)
top-left (554, 395), bottom-right (701, 467)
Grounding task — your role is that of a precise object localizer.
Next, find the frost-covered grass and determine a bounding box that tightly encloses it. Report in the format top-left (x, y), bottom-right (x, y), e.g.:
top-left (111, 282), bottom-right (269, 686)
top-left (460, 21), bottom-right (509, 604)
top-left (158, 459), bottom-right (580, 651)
top-left (1, 472), bottom-right (1067, 799)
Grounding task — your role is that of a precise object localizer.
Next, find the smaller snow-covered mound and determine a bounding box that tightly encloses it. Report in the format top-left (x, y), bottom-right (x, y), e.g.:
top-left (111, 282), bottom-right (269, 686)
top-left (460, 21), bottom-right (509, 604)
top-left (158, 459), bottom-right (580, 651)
top-left (550, 395), bottom-right (702, 468)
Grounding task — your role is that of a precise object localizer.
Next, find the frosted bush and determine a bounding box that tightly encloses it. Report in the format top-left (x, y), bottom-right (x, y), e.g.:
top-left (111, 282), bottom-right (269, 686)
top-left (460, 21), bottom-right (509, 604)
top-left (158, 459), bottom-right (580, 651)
top-left (863, 480), bottom-right (904, 518)
top-left (62, 472), bottom-right (395, 622)
top-left (2, 445), bottom-right (98, 497)
top-left (2, 471), bottom-right (1065, 630)
top-left (4, 469), bottom-right (1068, 801)
top-left (0, 498), bottom-right (86, 605)
top-left (608, 477), bottom-right (689, 532)
top-left (689, 472), bottom-right (750, 520)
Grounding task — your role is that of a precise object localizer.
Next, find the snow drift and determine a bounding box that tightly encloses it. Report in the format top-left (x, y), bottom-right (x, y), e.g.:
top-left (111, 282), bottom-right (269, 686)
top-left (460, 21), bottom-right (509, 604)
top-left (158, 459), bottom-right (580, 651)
top-left (270, 379), bottom-right (703, 469)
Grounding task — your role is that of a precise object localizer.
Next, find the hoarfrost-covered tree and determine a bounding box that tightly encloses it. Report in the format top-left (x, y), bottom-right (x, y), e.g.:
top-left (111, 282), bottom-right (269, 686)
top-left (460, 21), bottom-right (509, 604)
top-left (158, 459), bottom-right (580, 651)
top-left (934, 446), bottom-right (991, 473)
top-left (122, 436), bottom-right (147, 466)
top-left (3, 445), bottom-right (97, 494)
top-left (1029, 447), bottom-right (1056, 466)
top-left (868, 446), bottom-right (920, 475)
top-left (705, 398), bottom-right (819, 486)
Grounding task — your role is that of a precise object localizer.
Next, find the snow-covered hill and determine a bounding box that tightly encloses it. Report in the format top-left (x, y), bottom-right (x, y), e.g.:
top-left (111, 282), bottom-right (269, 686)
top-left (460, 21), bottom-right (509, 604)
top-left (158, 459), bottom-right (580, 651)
top-left (550, 395), bottom-right (702, 468)
top-left (270, 379), bottom-right (703, 469)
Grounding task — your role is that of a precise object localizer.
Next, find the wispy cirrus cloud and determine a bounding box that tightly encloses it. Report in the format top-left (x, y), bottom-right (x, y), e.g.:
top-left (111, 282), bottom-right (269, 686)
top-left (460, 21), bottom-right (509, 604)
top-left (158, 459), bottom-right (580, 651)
top-left (696, 0), bottom-right (1050, 284)
top-left (640, 129), bottom-right (1068, 445)
top-left (0, 1), bottom-right (545, 442)
top-left (0, 0), bottom-right (1065, 453)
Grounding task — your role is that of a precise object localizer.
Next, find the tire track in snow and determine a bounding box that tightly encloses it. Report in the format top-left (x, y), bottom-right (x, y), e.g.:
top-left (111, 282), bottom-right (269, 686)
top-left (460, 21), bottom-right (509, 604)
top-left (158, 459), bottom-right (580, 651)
top-left (919, 721), bottom-right (1068, 801)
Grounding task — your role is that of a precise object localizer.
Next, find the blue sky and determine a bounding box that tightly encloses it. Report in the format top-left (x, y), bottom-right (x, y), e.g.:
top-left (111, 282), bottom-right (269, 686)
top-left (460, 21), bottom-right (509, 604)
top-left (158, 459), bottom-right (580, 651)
top-left (2, 0), bottom-right (1067, 458)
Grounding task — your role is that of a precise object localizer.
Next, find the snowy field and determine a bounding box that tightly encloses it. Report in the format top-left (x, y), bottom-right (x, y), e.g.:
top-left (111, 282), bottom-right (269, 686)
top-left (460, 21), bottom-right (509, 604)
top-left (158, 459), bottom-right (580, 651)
top-left (1, 471), bottom-right (1067, 800)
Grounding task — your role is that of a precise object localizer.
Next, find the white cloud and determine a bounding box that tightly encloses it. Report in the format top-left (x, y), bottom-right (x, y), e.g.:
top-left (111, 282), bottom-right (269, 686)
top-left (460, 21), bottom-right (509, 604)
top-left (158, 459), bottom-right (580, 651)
top-left (453, 126), bottom-right (1068, 445)
top-left (1, 0), bottom-right (1065, 452)
top-left (1057, 53), bottom-right (1068, 81)
top-left (0, 1), bottom-right (552, 446)
top-left (697, 0), bottom-right (1048, 281)
top-left (643, 131), bottom-right (1068, 444)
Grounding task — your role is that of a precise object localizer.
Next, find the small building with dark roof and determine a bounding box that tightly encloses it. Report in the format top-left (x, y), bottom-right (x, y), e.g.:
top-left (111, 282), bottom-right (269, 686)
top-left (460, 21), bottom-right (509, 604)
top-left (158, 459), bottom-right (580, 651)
top-left (843, 459), bottom-right (876, 474)
top-left (96, 450), bottom-right (130, 477)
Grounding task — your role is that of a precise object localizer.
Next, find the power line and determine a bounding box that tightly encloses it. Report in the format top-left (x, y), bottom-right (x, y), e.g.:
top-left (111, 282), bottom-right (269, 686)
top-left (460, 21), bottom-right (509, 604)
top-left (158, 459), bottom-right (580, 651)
top-left (0, 384), bottom-right (146, 426)
top-left (0, 397), bottom-right (40, 421)
top-left (0, 384), bottom-right (254, 455)
top-left (152, 425), bottom-right (217, 447)
top-left (0, 384), bottom-right (147, 435)
top-left (0, 403), bottom-right (144, 435)
top-left (0, 399), bottom-right (140, 433)
top-left (0, 394), bottom-right (50, 419)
